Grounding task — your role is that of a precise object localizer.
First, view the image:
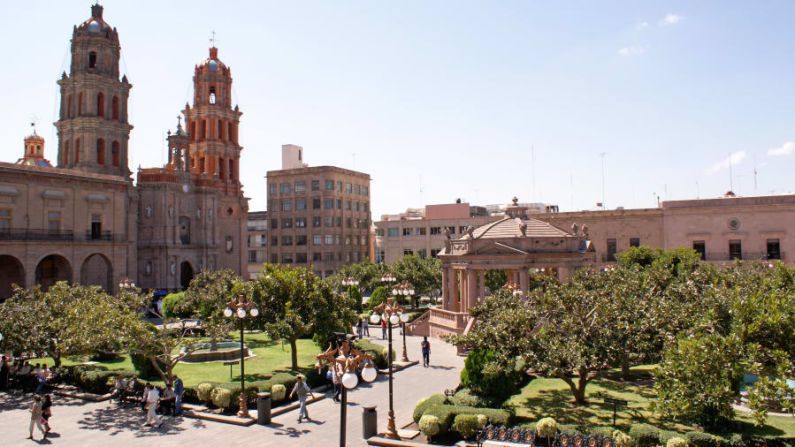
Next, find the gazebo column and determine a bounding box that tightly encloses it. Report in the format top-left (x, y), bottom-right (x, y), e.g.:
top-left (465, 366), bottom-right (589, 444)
top-left (558, 266), bottom-right (573, 281)
top-left (451, 270), bottom-right (460, 312)
top-left (441, 267), bottom-right (450, 310)
top-left (519, 269), bottom-right (529, 293)
top-left (466, 270), bottom-right (478, 311)
top-left (478, 271), bottom-right (486, 300)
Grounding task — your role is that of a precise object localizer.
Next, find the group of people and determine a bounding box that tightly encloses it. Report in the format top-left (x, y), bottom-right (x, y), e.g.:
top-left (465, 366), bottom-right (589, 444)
top-left (112, 375), bottom-right (184, 428)
top-left (28, 394), bottom-right (54, 441)
top-left (0, 356), bottom-right (59, 394)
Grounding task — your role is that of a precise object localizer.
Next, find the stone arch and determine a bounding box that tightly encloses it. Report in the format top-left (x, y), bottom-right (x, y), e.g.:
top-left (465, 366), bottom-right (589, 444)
top-left (0, 255), bottom-right (25, 301)
top-left (180, 261), bottom-right (194, 290)
top-left (80, 253), bottom-right (113, 292)
top-left (35, 254), bottom-right (72, 291)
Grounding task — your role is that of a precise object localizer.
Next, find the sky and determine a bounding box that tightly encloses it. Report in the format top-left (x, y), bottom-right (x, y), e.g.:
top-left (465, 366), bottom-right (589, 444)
top-left (1, 1), bottom-right (794, 218)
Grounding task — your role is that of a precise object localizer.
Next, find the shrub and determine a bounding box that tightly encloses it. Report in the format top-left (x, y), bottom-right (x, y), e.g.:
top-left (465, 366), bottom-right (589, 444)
top-left (413, 394), bottom-right (446, 423)
top-left (271, 384), bottom-right (287, 402)
top-left (536, 417), bottom-right (558, 438)
top-left (356, 339), bottom-right (394, 369)
top-left (614, 431), bottom-right (634, 447)
top-left (196, 383), bottom-right (214, 403)
top-left (476, 414), bottom-right (489, 428)
top-left (419, 415), bottom-right (440, 439)
top-left (451, 388), bottom-right (490, 407)
top-left (211, 387), bottom-right (232, 409)
top-left (629, 424), bottom-right (662, 447)
top-left (421, 404), bottom-right (510, 434)
top-left (667, 437), bottom-right (688, 447)
top-left (368, 286), bottom-right (388, 310)
top-left (452, 414), bottom-right (481, 439)
top-left (460, 348), bottom-right (526, 403)
top-left (161, 292), bottom-right (188, 318)
top-left (686, 432), bottom-right (721, 447)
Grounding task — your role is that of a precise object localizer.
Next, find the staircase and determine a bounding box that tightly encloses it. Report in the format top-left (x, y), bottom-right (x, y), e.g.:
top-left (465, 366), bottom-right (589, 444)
top-left (405, 310), bottom-right (430, 337)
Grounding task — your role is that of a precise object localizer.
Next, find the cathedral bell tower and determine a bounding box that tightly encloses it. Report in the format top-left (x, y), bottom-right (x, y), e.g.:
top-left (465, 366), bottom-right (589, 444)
top-left (55, 4), bottom-right (133, 178)
top-left (183, 46), bottom-right (242, 187)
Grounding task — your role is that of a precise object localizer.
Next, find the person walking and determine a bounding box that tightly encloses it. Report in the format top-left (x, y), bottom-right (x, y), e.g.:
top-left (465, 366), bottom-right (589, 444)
top-left (144, 383), bottom-right (161, 427)
top-left (363, 318), bottom-right (370, 337)
top-left (420, 337), bottom-right (431, 367)
top-left (41, 394), bottom-right (53, 434)
top-left (331, 365), bottom-right (341, 403)
top-left (28, 395), bottom-right (46, 440)
top-left (0, 355), bottom-right (9, 390)
top-left (289, 375), bottom-right (315, 423)
top-left (381, 318), bottom-right (387, 340)
top-left (173, 375), bottom-right (184, 416)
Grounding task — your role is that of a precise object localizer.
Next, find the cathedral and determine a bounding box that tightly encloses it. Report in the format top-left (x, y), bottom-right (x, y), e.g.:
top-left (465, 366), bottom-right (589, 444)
top-left (0, 4), bottom-right (248, 299)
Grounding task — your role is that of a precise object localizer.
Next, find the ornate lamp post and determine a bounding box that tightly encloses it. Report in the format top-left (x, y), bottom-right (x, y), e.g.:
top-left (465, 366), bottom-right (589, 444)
top-left (391, 281), bottom-right (414, 362)
top-left (370, 297), bottom-right (407, 439)
top-left (341, 276), bottom-right (360, 311)
top-left (118, 277), bottom-right (135, 290)
top-left (317, 334), bottom-right (377, 447)
top-left (223, 294), bottom-right (258, 418)
top-left (380, 272), bottom-right (396, 287)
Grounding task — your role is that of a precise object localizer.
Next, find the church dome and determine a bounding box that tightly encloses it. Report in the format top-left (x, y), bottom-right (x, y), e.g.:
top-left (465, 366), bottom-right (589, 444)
top-left (197, 47), bottom-right (228, 75)
top-left (76, 4), bottom-right (114, 37)
top-left (87, 20), bottom-right (101, 33)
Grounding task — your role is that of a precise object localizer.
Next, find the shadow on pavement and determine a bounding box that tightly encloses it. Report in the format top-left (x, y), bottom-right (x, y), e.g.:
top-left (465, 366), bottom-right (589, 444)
top-left (266, 422), bottom-right (313, 438)
top-left (77, 404), bottom-right (188, 438)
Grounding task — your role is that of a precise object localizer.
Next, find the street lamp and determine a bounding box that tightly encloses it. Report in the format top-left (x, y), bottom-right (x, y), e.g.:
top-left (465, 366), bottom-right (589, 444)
top-left (370, 297), bottom-right (406, 439)
top-left (392, 280), bottom-right (416, 309)
top-left (341, 276), bottom-right (360, 311)
top-left (223, 294), bottom-right (258, 418)
top-left (317, 334), bottom-right (377, 447)
top-left (380, 272), bottom-right (396, 286)
top-left (391, 281), bottom-right (414, 362)
top-left (118, 277), bottom-right (135, 290)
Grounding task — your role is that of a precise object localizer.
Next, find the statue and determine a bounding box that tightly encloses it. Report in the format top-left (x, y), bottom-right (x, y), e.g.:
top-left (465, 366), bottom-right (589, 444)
top-left (520, 222), bottom-right (527, 236)
top-left (512, 196), bottom-right (519, 206)
top-left (581, 224), bottom-right (589, 238)
top-left (571, 223), bottom-right (579, 236)
top-left (466, 225), bottom-right (475, 239)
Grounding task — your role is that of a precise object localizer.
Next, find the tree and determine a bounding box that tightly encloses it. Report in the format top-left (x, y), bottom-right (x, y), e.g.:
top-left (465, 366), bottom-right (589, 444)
top-left (484, 269), bottom-right (507, 293)
top-left (616, 246), bottom-right (660, 268)
top-left (328, 261), bottom-right (387, 294)
top-left (251, 264), bottom-right (356, 370)
top-left (129, 319), bottom-right (197, 386)
top-left (392, 255), bottom-right (442, 298)
top-left (177, 269), bottom-right (243, 350)
top-left (368, 286), bottom-right (389, 310)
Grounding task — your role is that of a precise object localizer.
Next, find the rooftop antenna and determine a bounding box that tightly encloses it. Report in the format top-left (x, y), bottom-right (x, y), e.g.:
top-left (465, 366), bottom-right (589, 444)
top-left (599, 152), bottom-right (607, 209)
top-left (418, 174), bottom-right (424, 204)
top-left (696, 180), bottom-right (700, 199)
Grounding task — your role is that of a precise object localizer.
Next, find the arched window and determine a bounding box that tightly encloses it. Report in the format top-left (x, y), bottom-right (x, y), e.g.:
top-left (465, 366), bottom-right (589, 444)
top-left (229, 159), bottom-right (234, 180)
top-left (111, 96), bottom-right (119, 120)
top-left (89, 52), bottom-right (97, 69)
top-left (228, 122), bottom-right (234, 144)
top-left (201, 120), bottom-right (207, 140)
top-left (97, 93), bottom-right (104, 117)
top-left (78, 93), bottom-right (83, 115)
top-left (217, 120), bottom-right (223, 140)
top-left (96, 139), bottom-right (105, 165)
top-left (75, 138), bottom-right (81, 163)
top-left (63, 141), bottom-right (70, 165)
top-left (111, 141), bottom-right (120, 167)
top-left (190, 121), bottom-right (196, 142)
top-left (209, 86), bottom-right (216, 105)
top-left (219, 157), bottom-right (225, 179)
top-left (67, 95), bottom-right (73, 118)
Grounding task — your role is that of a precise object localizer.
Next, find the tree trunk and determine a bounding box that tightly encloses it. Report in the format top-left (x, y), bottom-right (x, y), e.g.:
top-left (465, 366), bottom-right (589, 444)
top-left (561, 369), bottom-right (590, 405)
top-left (621, 353), bottom-right (631, 381)
top-left (289, 337), bottom-right (298, 371)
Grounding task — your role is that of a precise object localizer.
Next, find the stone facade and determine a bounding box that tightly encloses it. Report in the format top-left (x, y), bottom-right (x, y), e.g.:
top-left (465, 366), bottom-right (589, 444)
top-left (266, 146), bottom-right (371, 278)
top-left (0, 5), bottom-right (247, 299)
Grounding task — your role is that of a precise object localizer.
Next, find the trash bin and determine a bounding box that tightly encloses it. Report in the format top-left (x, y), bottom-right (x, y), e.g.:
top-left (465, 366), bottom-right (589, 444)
top-left (362, 405), bottom-right (378, 439)
top-left (257, 392), bottom-right (271, 425)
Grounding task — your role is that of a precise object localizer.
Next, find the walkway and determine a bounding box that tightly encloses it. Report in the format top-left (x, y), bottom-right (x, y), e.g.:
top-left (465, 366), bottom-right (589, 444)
top-left (0, 334), bottom-right (462, 446)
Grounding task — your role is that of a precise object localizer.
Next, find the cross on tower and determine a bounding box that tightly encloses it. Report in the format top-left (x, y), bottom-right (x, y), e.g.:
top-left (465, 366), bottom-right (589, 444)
top-left (29, 115), bottom-right (39, 135)
top-left (210, 30), bottom-right (218, 47)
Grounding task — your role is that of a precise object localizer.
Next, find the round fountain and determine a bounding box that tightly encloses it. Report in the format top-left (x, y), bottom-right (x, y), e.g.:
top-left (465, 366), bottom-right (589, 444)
top-left (182, 341), bottom-right (253, 363)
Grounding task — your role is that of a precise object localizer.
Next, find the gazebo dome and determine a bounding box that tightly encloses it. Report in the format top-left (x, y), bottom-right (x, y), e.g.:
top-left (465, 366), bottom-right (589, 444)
top-left (469, 217), bottom-right (570, 240)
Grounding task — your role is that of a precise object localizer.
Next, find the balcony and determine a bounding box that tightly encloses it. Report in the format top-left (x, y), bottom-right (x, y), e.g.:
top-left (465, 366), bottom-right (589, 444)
top-left (0, 228), bottom-right (74, 241)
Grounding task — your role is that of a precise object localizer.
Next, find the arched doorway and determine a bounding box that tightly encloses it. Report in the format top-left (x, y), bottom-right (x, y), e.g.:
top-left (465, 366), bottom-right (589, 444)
top-left (180, 261), bottom-right (194, 290)
top-left (35, 255), bottom-right (72, 291)
top-left (80, 253), bottom-right (112, 292)
top-left (0, 255), bottom-right (25, 301)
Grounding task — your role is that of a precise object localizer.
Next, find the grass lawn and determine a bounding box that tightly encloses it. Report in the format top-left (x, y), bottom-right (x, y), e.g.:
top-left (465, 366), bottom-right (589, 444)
top-left (505, 365), bottom-right (795, 438)
top-left (31, 331), bottom-right (321, 387)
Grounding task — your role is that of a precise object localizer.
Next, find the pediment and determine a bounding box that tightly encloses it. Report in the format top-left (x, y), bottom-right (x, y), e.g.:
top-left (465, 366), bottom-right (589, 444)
top-left (472, 241), bottom-right (529, 256)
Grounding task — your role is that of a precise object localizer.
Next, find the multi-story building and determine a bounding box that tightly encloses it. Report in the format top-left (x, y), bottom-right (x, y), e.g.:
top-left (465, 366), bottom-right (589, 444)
top-left (246, 211), bottom-right (268, 279)
top-left (0, 4), bottom-right (248, 299)
top-left (266, 145), bottom-right (371, 278)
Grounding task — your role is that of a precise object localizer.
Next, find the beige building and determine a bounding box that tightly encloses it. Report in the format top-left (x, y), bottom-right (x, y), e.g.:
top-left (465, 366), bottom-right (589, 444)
top-left (266, 145), bottom-right (371, 278)
top-left (246, 211), bottom-right (268, 279)
top-left (0, 4), bottom-right (248, 299)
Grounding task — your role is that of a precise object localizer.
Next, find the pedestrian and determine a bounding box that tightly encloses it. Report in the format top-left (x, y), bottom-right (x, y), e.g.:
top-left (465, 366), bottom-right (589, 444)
top-left (34, 364), bottom-right (48, 394)
top-left (363, 318), bottom-right (370, 337)
top-left (41, 394), bottom-right (53, 433)
top-left (355, 319), bottom-right (362, 339)
top-left (289, 375), bottom-right (315, 423)
top-left (421, 336), bottom-right (431, 367)
top-left (173, 375), bottom-right (184, 416)
top-left (331, 366), bottom-right (341, 403)
top-left (381, 318), bottom-right (387, 340)
top-left (28, 395), bottom-right (46, 440)
top-left (141, 382), bottom-right (150, 412)
top-left (144, 383), bottom-right (160, 427)
top-left (0, 355), bottom-right (9, 390)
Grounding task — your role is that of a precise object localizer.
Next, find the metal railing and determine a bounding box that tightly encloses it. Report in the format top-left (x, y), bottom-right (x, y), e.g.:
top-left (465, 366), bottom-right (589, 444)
top-left (0, 229), bottom-right (74, 241)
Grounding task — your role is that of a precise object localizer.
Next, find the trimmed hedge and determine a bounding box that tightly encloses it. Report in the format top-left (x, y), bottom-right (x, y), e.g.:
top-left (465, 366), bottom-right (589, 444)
top-left (421, 404), bottom-right (511, 435)
top-left (413, 394), bottom-right (447, 423)
top-left (630, 424), bottom-right (663, 447)
top-left (60, 364), bottom-right (135, 394)
top-left (452, 414), bottom-right (481, 439)
top-left (450, 388), bottom-right (490, 408)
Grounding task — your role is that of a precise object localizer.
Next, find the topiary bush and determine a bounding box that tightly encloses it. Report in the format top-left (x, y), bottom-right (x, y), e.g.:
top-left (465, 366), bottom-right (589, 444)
top-left (211, 387), bottom-right (232, 410)
top-left (419, 415), bottom-right (441, 440)
top-left (686, 432), bottom-right (721, 447)
top-left (197, 383), bottom-right (214, 403)
top-left (668, 437), bottom-right (688, 447)
top-left (536, 417), bottom-right (558, 438)
top-left (271, 384), bottom-right (287, 402)
top-left (421, 404), bottom-right (510, 434)
top-left (368, 286), bottom-right (388, 310)
top-left (476, 414), bottom-right (489, 429)
top-left (451, 388), bottom-right (490, 407)
top-left (614, 431), bottom-right (634, 447)
top-left (629, 424), bottom-right (662, 447)
top-left (460, 348), bottom-right (526, 403)
top-left (413, 394), bottom-right (446, 423)
top-left (452, 414), bottom-right (481, 440)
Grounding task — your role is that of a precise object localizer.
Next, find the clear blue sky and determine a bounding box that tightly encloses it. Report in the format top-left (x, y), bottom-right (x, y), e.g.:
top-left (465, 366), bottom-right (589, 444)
top-left (2, 1), bottom-right (794, 217)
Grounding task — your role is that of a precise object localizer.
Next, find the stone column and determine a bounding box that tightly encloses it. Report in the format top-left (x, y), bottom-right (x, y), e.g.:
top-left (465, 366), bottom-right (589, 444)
top-left (451, 269), bottom-right (459, 312)
top-left (441, 267), bottom-right (449, 310)
top-left (478, 271), bottom-right (486, 300)
top-left (466, 270), bottom-right (478, 312)
top-left (519, 269), bottom-right (529, 293)
top-left (558, 266), bottom-right (572, 282)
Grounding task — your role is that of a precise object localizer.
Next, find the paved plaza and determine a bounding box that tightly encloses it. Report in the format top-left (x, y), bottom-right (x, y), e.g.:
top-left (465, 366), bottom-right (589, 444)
top-left (0, 334), bottom-right (463, 447)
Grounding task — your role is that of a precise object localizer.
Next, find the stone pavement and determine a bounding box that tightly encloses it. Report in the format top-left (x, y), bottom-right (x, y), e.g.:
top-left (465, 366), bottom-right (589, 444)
top-left (0, 334), bottom-right (462, 446)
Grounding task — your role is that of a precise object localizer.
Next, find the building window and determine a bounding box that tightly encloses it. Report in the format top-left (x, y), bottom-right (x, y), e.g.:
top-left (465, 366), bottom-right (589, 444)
top-left (363, 186), bottom-right (369, 196)
top-left (47, 211), bottom-right (61, 231)
top-left (355, 184), bottom-right (362, 195)
top-left (325, 180), bottom-right (334, 190)
top-left (280, 182), bottom-right (291, 194)
top-left (458, 226), bottom-right (467, 234)
top-left (295, 217), bottom-right (306, 228)
top-left (296, 235), bottom-right (307, 246)
top-left (430, 227), bottom-right (441, 235)
top-left (313, 252), bottom-right (322, 262)
top-left (337, 199), bottom-right (342, 209)
top-left (209, 86), bottom-right (217, 105)
top-left (296, 198), bottom-right (306, 210)
top-left (89, 52), bottom-right (97, 69)
top-left (325, 235), bottom-right (334, 245)
top-left (335, 217), bottom-right (342, 227)
top-left (606, 238), bottom-right (617, 262)
top-left (345, 183), bottom-right (352, 193)
top-left (281, 201), bottom-right (292, 212)
top-left (0, 209), bottom-right (10, 232)
top-left (111, 141), bottom-right (120, 167)
top-left (111, 96), bottom-right (119, 120)
top-left (248, 251), bottom-right (257, 263)
top-left (91, 214), bottom-right (102, 240)
top-left (271, 219), bottom-right (278, 229)
top-left (418, 249), bottom-right (427, 259)
top-left (431, 249), bottom-right (441, 257)
top-left (387, 227), bottom-right (399, 237)
top-left (313, 235), bottom-right (322, 245)
top-left (729, 240), bottom-right (742, 260)
top-left (446, 226), bottom-right (456, 234)
top-left (693, 241), bottom-right (706, 260)
top-left (324, 216), bottom-right (334, 227)
top-left (311, 180), bottom-right (320, 191)
top-left (96, 92), bottom-right (104, 117)
top-left (346, 200), bottom-right (352, 211)
top-left (630, 238), bottom-right (640, 248)
top-left (767, 239), bottom-right (781, 260)
top-left (282, 236), bottom-right (293, 246)
top-left (324, 198), bottom-right (334, 209)
top-left (403, 249), bottom-right (414, 256)
top-left (269, 184), bottom-right (277, 195)
top-left (282, 218), bottom-right (293, 228)
top-left (295, 181), bottom-right (306, 193)
top-left (312, 198), bottom-right (321, 210)
top-left (345, 236), bottom-right (351, 246)
top-left (324, 252), bottom-right (334, 261)
top-left (417, 227), bottom-right (427, 236)
top-left (403, 228), bottom-right (412, 236)
top-left (271, 236), bottom-right (278, 246)
top-left (337, 181), bottom-right (342, 192)
top-left (296, 253), bottom-right (307, 263)
top-left (281, 253), bottom-right (294, 264)
top-left (313, 216), bottom-right (321, 227)
top-left (96, 138), bottom-right (105, 165)
top-left (271, 254), bottom-right (278, 263)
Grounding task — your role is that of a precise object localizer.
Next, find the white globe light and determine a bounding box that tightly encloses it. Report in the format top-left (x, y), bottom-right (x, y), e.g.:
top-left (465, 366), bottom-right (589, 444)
top-left (361, 366), bottom-right (377, 383)
top-left (400, 313), bottom-right (409, 323)
top-left (409, 289), bottom-right (415, 295)
top-left (224, 308), bottom-right (233, 318)
top-left (236, 308), bottom-right (246, 318)
top-left (391, 289), bottom-right (398, 295)
top-left (342, 372), bottom-right (358, 389)
top-left (250, 308), bottom-right (259, 317)
top-left (369, 313), bottom-right (381, 324)
top-left (389, 314), bottom-right (399, 325)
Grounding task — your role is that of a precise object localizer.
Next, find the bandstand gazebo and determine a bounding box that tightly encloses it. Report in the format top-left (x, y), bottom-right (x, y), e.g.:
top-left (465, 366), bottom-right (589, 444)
top-left (429, 198), bottom-right (596, 337)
